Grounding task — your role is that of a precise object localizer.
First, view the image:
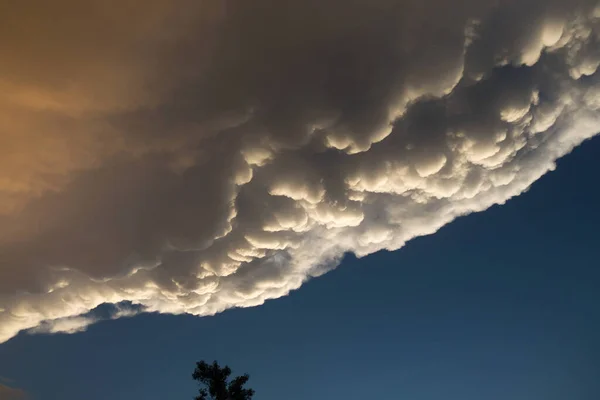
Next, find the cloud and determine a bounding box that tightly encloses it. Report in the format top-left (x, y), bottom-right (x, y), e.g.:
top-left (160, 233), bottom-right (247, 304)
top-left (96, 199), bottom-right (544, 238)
top-left (25, 302), bottom-right (144, 336)
top-left (1, 0), bottom-right (600, 343)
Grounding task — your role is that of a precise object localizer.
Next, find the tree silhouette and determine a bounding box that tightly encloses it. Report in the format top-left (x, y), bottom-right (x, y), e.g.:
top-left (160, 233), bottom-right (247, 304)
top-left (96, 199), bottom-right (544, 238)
top-left (192, 360), bottom-right (255, 400)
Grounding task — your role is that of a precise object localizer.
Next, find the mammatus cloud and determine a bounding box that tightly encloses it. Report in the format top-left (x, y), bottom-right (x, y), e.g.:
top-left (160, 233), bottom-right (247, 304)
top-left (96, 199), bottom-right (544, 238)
top-left (1, 0), bottom-right (599, 343)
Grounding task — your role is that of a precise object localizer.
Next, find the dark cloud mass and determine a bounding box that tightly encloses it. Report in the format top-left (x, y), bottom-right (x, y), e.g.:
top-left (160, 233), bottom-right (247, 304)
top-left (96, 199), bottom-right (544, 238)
top-left (1, 0), bottom-right (599, 342)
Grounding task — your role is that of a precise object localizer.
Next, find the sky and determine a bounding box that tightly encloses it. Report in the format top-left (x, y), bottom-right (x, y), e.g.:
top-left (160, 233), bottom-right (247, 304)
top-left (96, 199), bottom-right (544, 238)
top-left (1, 135), bottom-right (599, 400)
top-left (1, 0), bottom-right (600, 399)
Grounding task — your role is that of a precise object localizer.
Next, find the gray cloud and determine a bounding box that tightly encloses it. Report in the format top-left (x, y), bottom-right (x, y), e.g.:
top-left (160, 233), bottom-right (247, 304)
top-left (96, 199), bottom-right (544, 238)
top-left (1, 0), bottom-right (599, 343)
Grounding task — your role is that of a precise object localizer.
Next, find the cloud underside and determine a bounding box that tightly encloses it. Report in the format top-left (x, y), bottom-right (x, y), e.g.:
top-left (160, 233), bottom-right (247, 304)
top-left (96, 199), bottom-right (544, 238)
top-left (1, 0), bottom-right (600, 343)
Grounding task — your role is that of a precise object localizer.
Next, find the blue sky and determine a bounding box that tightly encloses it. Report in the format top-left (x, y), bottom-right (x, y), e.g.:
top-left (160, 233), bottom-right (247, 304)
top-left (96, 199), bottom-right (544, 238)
top-left (1, 136), bottom-right (598, 400)
top-left (2, 2), bottom-right (600, 399)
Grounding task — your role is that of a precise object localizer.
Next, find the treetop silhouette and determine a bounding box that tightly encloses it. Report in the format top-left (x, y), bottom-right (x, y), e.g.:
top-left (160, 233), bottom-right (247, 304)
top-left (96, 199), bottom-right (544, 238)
top-left (192, 360), bottom-right (255, 400)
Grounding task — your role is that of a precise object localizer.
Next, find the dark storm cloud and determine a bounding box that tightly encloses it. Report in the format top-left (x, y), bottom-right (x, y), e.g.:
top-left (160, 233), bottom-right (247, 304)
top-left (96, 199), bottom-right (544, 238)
top-left (1, 0), bottom-right (599, 342)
